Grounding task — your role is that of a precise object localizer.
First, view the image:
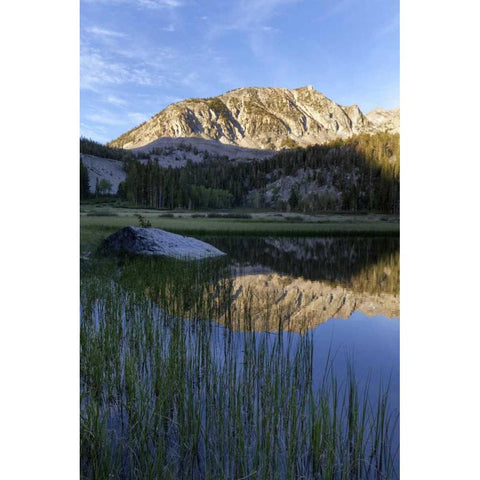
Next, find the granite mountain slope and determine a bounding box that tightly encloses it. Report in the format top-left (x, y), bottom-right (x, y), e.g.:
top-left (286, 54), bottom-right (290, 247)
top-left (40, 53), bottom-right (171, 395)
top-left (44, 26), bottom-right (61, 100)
top-left (109, 86), bottom-right (399, 151)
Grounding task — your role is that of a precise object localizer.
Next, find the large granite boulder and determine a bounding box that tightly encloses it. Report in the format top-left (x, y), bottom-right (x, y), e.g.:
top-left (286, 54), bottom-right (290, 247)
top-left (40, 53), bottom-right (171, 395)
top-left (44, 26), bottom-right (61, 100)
top-left (101, 226), bottom-right (226, 260)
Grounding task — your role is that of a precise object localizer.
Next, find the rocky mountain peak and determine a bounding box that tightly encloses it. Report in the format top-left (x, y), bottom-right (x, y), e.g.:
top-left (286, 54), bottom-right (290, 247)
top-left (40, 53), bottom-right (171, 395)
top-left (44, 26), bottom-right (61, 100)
top-left (109, 86), bottom-right (399, 151)
top-left (365, 107), bottom-right (400, 134)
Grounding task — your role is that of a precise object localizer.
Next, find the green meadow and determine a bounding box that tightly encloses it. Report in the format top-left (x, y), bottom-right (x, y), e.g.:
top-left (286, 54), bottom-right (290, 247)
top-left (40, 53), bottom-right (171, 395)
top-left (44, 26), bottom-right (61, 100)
top-left (80, 206), bottom-right (399, 254)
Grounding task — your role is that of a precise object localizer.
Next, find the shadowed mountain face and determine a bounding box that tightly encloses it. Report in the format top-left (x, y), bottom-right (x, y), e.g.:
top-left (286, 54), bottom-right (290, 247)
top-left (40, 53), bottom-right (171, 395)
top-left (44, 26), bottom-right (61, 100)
top-left (109, 86), bottom-right (399, 151)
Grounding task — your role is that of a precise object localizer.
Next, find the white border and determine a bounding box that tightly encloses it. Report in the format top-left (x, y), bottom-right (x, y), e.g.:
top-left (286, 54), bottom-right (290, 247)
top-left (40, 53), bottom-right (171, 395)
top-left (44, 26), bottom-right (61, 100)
top-left (1, 1), bottom-right (79, 478)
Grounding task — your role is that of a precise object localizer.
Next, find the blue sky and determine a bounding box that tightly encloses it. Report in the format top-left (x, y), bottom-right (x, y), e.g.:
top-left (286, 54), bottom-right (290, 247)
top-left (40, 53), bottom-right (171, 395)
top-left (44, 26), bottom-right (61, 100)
top-left (80, 0), bottom-right (399, 143)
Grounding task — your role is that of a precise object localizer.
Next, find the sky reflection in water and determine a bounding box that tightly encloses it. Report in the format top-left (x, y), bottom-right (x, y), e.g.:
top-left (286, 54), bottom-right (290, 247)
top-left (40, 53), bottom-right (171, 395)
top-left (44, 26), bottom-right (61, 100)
top-left (208, 235), bottom-right (400, 422)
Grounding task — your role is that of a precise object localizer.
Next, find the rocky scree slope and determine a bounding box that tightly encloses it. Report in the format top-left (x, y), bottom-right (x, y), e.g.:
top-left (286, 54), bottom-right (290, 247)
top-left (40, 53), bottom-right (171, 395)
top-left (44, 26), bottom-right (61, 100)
top-left (81, 154), bottom-right (127, 194)
top-left (109, 86), bottom-right (399, 151)
top-left (131, 136), bottom-right (275, 166)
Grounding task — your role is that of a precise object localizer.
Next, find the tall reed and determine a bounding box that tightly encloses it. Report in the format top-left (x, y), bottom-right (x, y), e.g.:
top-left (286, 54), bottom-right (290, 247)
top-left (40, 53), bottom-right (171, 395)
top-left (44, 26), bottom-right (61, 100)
top-left (80, 256), bottom-right (398, 479)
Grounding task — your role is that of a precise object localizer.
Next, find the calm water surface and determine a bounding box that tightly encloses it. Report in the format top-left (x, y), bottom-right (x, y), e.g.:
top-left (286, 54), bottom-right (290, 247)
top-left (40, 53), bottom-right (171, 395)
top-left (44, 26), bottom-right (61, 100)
top-left (204, 235), bottom-right (400, 412)
top-left (208, 235), bottom-right (400, 456)
top-left (205, 236), bottom-right (399, 285)
top-left (81, 234), bottom-right (400, 478)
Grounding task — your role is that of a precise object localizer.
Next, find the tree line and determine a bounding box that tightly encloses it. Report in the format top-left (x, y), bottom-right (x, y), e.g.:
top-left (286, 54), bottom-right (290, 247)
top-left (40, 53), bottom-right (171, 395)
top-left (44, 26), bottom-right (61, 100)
top-left (80, 137), bottom-right (137, 164)
top-left (80, 158), bottom-right (115, 199)
top-left (116, 133), bottom-right (399, 213)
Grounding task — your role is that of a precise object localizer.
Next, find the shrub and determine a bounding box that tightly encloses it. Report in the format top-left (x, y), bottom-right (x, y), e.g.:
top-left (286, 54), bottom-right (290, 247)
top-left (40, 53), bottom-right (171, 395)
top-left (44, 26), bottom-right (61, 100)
top-left (135, 214), bottom-right (152, 227)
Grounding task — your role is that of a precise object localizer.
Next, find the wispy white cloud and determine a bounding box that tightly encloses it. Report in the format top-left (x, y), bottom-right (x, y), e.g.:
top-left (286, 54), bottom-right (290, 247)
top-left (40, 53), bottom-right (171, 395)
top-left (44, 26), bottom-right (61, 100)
top-left (135, 92), bottom-right (183, 108)
top-left (127, 112), bottom-right (150, 123)
top-left (316, 0), bottom-right (356, 23)
top-left (80, 122), bottom-right (111, 144)
top-left (82, 0), bottom-right (182, 7)
top-left (109, 41), bottom-right (176, 67)
top-left (85, 26), bottom-right (126, 37)
top-left (210, 0), bottom-right (302, 37)
top-left (85, 111), bottom-right (128, 126)
top-left (261, 25), bottom-right (279, 33)
top-left (230, 0), bottom-right (300, 30)
top-left (106, 95), bottom-right (128, 106)
top-left (207, 0), bottom-right (300, 62)
top-left (138, 0), bottom-right (182, 8)
top-left (162, 24), bottom-right (176, 32)
top-left (85, 109), bottom-right (150, 127)
top-left (80, 45), bottom-right (158, 91)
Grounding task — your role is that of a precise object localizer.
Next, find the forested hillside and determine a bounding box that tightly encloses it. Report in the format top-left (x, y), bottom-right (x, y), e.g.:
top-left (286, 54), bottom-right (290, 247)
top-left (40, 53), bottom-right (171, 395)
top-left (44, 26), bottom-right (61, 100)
top-left (117, 133), bottom-right (399, 213)
top-left (80, 137), bottom-right (137, 163)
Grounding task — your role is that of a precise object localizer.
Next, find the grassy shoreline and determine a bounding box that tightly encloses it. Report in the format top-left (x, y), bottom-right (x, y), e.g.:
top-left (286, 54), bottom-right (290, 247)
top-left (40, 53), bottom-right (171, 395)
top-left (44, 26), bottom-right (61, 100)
top-left (81, 208), bottom-right (399, 253)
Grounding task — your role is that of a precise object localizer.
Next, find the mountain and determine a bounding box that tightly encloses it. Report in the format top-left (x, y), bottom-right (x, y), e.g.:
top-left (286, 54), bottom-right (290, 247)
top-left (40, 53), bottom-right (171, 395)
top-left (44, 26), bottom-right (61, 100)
top-left (109, 86), bottom-right (399, 151)
top-left (365, 107), bottom-right (400, 134)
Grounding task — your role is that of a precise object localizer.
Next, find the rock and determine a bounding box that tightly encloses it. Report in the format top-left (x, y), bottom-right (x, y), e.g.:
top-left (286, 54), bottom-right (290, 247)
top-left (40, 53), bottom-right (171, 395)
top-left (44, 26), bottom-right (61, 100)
top-left (108, 86), bottom-right (399, 151)
top-left (365, 107), bottom-right (400, 134)
top-left (101, 226), bottom-right (226, 260)
top-left (130, 137), bottom-right (275, 167)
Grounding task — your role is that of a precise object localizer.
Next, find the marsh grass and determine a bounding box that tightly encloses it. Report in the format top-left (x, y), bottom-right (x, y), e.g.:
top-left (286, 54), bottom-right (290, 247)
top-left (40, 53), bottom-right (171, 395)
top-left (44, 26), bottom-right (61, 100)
top-left (86, 210), bottom-right (119, 217)
top-left (80, 214), bottom-right (399, 250)
top-left (80, 256), bottom-right (398, 479)
top-left (207, 213), bottom-right (252, 219)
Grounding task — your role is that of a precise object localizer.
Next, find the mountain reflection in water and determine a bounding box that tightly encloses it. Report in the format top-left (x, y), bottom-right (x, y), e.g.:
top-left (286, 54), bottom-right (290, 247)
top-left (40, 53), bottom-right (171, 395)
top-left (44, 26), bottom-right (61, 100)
top-left (204, 236), bottom-right (399, 288)
top-left (202, 236), bottom-right (399, 332)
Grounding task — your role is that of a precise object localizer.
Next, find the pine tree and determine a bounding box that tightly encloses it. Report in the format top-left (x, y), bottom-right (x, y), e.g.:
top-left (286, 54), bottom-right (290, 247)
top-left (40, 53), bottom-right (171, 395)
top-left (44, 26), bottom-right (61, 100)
top-left (288, 188), bottom-right (299, 210)
top-left (80, 159), bottom-right (90, 200)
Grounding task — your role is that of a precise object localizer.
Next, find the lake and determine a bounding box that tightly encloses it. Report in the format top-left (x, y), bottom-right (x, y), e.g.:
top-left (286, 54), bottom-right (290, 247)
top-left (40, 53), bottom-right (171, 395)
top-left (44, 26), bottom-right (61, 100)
top-left (80, 234), bottom-right (399, 479)
top-left (206, 235), bottom-right (400, 434)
